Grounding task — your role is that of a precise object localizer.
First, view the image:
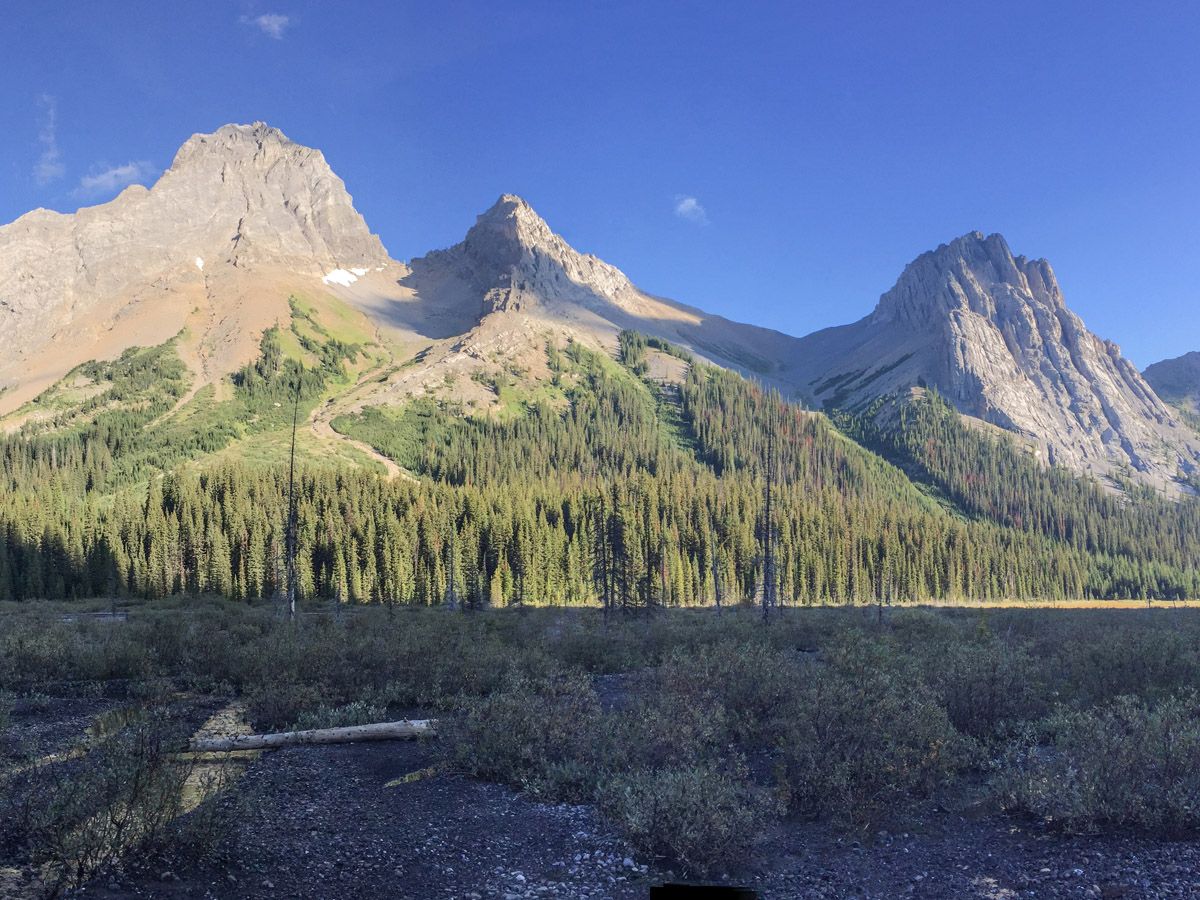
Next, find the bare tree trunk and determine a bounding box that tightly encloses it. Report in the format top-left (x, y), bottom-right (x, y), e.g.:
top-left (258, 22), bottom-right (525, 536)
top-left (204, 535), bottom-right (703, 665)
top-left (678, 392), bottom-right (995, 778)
top-left (285, 376), bottom-right (300, 619)
top-left (762, 419), bottom-right (776, 624)
top-left (711, 531), bottom-right (722, 618)
top-left (188, 719), bottom-right (436, 753)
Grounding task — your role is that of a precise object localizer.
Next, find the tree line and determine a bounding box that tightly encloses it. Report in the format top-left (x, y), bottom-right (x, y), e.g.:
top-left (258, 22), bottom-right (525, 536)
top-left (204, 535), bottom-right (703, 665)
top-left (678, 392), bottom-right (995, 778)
top-left (6, 330), bottom-right (1197, 604)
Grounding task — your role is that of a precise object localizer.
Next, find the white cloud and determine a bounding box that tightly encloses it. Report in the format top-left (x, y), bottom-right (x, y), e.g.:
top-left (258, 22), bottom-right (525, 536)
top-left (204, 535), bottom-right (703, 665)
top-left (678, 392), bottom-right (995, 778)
top-left (673, 195), bottom-right (708, 225)
top-left (76, 161), bottom-right (156, 198)
top-left (34, 94), bottom-right (64, 185)
top-left (242, 13), bottom-right (290, 39)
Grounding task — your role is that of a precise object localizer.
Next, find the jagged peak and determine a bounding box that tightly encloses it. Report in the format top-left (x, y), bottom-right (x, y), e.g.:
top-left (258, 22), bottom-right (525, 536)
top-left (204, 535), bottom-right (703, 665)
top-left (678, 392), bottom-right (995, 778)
top-left (926, 231), bottom-right (1056, 287)
top-left (469, 194), bottom-right (557, 251)
top-left (919, 230), bottom-right (1017, 272)
top-left (168, 121), bottom-right (322, 174)
top-left (411, 194), bottom-right (637, 313)
top-left (873, 231), bottom-right (1063, 327)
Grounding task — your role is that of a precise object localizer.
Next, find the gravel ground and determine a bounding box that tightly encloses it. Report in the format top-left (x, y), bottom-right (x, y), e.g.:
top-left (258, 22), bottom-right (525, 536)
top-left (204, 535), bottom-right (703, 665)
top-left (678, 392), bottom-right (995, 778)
top-left (69, 738), bottom-right (1200, 900)
top-left (1, 695), bottom-right (127, 762)
top-left (85, 740), bottom-right (654, 900)
top-left (5, 696), bottom-right (1196, 900)
top-left (751, 814), bottom-right (1200, 898)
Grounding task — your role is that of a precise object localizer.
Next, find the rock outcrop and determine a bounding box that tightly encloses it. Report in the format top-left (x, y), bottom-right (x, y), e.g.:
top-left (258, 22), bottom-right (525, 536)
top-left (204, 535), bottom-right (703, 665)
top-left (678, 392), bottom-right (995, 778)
top-left (392, 194), bottom-right (801, 373)
top-left (1, 122), bottom-right (1194, 494)
top-left (0, 122), bottom-right (388, 413)
top-left (786, 232), bottom-right (1200, 492)
top-left (415, 194), bottom-right (644, 316)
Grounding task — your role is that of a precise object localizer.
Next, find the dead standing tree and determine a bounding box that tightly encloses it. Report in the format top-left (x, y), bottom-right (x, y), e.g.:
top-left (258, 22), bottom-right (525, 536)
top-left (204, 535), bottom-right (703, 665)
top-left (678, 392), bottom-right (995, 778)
top-left (284, 372), bottom-right (301, 619)
top-left (593, 493), bottom-right (614, 626)
top-left (760, 398), bottom-right (779, 623)
top-left (710, 526), bottom-right (723, 618)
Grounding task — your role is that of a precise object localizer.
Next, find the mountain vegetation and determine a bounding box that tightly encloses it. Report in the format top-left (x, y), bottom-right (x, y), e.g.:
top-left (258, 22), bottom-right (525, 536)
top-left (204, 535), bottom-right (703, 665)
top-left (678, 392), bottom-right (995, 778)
top-left (0, 124), bottom-right (1196, 607)
top-left (2, 325), bottom-right (1197, 604)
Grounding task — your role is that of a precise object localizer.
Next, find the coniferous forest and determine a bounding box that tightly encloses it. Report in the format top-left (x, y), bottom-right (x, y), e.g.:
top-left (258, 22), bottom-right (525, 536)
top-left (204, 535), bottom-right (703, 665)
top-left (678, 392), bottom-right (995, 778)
top-left (1, 329), bottom-right (1198, 605)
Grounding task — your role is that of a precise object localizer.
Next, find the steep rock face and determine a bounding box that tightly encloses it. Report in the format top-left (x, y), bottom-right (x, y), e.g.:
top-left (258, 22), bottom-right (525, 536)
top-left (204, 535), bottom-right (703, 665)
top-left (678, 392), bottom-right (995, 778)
top-left (328, 193), bottom-right (808, 420)
top-left (788, 232), bottom-right (1199, 492)
top-left (1144, 351), bottom-right (1200, 417)
top-left (411, 195), bottom-right (673, 319)
top-left (390, 194), bottom-right (801, 370)
top-left (0, 123), bottom-right (388, 413)
top-left (2, 122), bottom-right (1194, 495)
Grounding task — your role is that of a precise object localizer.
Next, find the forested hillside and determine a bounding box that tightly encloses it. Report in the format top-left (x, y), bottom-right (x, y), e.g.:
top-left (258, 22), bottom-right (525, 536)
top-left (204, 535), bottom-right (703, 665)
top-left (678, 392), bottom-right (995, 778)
top-left (1, 329), bottom-right (1197, 603)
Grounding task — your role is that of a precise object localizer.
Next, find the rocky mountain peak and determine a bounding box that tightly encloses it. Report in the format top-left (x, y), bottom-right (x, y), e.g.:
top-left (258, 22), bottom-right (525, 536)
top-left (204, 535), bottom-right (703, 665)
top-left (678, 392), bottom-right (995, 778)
top-left (0, 122), bottom-right (389, 412)
top-left (872, 231), bottom-right (1063, 329)
top-left (458, 194), bottom-right (555, 271)
top-left (789, 233), bottom-right (1200, 493)
top-left (168, 121), bottom-right (295, 170)
top-left (152, 122), bottom-right (387, 270)
top-left (416, 195), bottom-right (636, 314)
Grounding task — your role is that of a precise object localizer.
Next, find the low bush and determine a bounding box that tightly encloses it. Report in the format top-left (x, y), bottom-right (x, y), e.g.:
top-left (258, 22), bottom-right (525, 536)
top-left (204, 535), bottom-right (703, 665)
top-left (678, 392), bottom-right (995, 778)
top-left (775, 656), bottom-right (975, 827)
top-left (599, 764), bottom-right (772, 874)
top-left (292, 699), bottom-right (388, 731)
top-left (924, 635), bottom-right (1048, 741)
top-left (997, 691), bottom-right (1200, 833)
top-left (0, 711), bottom-right (194, 895)
top-left (1052, 627), bottom-right (1200, 707)
top-left (158, 765), bottom-right (244, 866)
top-left (445, 670), bottom-right (607, 801)
top-left (246, 680), bottom-right (327, 731)
top-left (614, 688), bottom-right (732, 769)
top-left (654, 640), bottom-right (801, 747)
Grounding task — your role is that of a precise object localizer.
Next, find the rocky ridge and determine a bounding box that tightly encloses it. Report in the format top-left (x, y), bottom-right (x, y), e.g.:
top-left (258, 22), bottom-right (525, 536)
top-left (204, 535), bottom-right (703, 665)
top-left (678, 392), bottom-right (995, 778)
top-left (0, 122), bottom-right (387, 414)
top-left (1, 122), bottom-right (1196, 493)
top-left (786, 232), bottom-right (1200, 493)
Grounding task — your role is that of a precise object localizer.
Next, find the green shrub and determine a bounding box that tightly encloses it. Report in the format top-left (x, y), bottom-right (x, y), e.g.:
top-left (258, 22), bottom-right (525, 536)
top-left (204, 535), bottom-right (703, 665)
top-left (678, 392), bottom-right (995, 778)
top-left (775, 659), bottom-right (974, 827)
top-left (1053, 627), bottom-right (1200, 706)
top-left (925, 636), bottom-right (1048, 740)
top-left (159, 765), bottom-right (244, 866)
top-left (246, 680), bottom-right (327, 731)
top-left (997, 692), bottom-right (1200, 833)
top-left (445, 670), bottom-right (607, 801)
top-left (614, 689), bottom-right (732, 769)
top-left (292, 700), bottom-right (388, 731)
top-left (599, 765), bottom-right (772, 873)
top-left (548, 619), bottom-right (645, 673)
top-left (655, 640), bottom-right (801, 747)
top-left (0, 711), bottom-right (193, 894)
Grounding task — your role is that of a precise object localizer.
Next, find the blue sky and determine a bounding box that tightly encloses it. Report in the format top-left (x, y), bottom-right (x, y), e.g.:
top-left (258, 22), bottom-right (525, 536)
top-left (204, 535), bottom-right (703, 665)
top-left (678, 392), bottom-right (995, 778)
top-left (3, 1), bottom-right (1197, 366)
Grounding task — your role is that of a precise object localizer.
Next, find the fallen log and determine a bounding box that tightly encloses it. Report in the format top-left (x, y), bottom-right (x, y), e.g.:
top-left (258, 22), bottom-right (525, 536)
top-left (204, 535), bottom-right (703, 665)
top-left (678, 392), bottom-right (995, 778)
top-left (171, 749), bottom-right (264, 762)
top-left (187, 719), bottom-right (436, 753)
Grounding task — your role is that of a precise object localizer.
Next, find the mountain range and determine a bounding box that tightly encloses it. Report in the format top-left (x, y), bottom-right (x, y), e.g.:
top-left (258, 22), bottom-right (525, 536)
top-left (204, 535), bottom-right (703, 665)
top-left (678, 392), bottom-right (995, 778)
top-left (1, 122), bottom-right (1197, 497)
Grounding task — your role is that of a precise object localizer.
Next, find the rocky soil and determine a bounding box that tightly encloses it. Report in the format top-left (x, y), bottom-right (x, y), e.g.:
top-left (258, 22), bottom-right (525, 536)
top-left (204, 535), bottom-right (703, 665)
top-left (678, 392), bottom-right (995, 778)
top-left (62, 738), bottom-right (1200, 900)
top-left (83, 740), bottom-right (655, 900)
top-left (4, 692), bottom-right (1199, 899)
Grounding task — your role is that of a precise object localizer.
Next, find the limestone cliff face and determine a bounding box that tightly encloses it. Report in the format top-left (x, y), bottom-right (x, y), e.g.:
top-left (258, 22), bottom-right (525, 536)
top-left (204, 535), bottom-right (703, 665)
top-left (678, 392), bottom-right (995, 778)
top-left (395, 193), bottom-right (801, 373)
top-left (788, 232), bottom-right (1200, 492)
top-left (0, 123), bottom-right (389, 411)
top-left (411, 194), bottom-right (655, 318)
top-left (1145, 351), bottom-right (1200, 417)
top-left (1, 123), bottom-right (1194, 494)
